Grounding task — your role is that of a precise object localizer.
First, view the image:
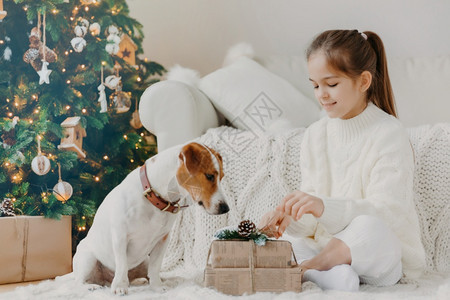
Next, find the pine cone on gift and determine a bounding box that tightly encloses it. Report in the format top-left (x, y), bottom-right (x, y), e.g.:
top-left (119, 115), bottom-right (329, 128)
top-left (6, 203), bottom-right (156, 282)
top-left (1, 198), bottom-right (15, 216)
top-left (238, 220), bottom-right (256, 237)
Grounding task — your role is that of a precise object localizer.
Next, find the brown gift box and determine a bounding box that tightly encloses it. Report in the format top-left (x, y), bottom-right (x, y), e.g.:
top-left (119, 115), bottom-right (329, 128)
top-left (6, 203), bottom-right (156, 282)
top-left (0, 216), bottom-right (72, 284)
top-left (204, 240), bottom-right (302, 295)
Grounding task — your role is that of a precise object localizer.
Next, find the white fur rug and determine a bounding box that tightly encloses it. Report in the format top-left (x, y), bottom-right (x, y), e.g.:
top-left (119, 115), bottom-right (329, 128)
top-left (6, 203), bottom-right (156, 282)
top-left (2, 272), bottom-right (449, 300)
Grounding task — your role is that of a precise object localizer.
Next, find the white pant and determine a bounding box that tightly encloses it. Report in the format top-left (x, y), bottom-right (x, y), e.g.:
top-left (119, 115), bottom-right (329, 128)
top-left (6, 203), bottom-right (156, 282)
top-left (286, 215), bottom-right (403, 286)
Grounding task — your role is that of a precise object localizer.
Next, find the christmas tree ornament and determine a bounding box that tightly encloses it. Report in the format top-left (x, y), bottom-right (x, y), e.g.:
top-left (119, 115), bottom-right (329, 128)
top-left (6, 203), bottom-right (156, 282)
top-left (1, 198), bottom-right (15, 216)
top-left (74, 25), bottom-right (88, 37)
top-left (0, 0), bottom-right (7, 21)
top-left (110, 85), bottom-right (131, 113)
top-left (238, 220), bottom-right (257, 237)
top-left (23, 26), bottom-right (57, 72)
top-left (89, 22), bottom-right (101, 36)
top-left (118, 34), bottom-right (138, 65)
top-left (105, 25), bottom-right (120, 55)
top-left (53, 163), bottom-right (73, 202)
top-left (98, 64), bottom-right (107, 113)
top-left (1, 128), bottom-right (16, 148)
top-left (71, 18), bottom-right (89, 53)
top-left (58, 116), bottom-right (87, 158)
top-left (38, 60), bottom-right (52, 85)
top-left (37, 12), bottom-right (52, 84)
top-left (3, 46), bottom-right (11, 61)
top-left (31, 136), bottom-right (51, 176)
top-left (70, 37), bottom-right (86, 53)
top-left (81, 0), bottom-right (96, 4)
top-left (104, 75), bottom-right (121, 89)
top-left (130, 98), bottom-right (143, 129)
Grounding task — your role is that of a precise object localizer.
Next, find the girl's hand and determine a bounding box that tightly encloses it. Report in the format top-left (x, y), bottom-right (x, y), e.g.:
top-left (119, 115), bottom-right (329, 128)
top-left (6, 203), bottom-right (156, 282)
top-left (258, 210), bottom-right (291, 239)
top-left (277, 191), bottom-right (324, 220)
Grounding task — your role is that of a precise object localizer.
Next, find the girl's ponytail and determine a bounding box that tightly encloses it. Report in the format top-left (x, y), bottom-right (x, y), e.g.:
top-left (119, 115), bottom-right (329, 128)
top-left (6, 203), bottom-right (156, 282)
top-left (364, 31), bottom-right (397, 117)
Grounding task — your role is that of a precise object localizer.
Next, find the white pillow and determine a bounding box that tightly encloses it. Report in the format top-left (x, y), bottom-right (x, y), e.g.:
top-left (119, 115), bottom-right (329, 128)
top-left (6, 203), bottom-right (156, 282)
top-left (198, 57), bottom-right (320, 135)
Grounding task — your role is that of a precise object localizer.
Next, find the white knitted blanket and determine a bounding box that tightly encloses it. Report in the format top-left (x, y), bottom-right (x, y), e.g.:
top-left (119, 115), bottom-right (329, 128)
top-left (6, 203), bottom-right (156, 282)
top-left (162, 123), bottom-right (450, 277)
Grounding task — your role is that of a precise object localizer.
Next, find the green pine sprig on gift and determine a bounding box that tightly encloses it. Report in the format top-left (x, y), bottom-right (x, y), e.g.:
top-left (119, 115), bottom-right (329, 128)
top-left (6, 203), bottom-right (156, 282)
top-left (214, 220), bottom-right (269, 246)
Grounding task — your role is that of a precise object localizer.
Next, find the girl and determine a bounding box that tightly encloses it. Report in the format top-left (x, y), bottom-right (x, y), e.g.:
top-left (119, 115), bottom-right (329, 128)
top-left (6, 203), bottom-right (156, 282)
top-left (259, 30), bottom-right (426, 291)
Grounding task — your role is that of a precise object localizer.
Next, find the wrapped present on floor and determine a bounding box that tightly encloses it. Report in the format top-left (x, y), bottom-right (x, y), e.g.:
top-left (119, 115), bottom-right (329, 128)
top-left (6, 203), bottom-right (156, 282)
top-left (0, 216), bottom-right (72, 284)
top-left (203, 220), bottom-right (303, 295)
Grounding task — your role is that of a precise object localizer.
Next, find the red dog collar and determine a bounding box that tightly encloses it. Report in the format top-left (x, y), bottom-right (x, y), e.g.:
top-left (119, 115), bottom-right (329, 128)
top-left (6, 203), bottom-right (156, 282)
top-left (139, 165), bottom-right (188, 214)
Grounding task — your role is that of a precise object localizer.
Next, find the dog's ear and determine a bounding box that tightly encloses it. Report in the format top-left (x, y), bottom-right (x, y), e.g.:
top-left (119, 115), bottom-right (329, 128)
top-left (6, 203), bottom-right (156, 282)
top-left (178, 143), bottom-right (202, 174)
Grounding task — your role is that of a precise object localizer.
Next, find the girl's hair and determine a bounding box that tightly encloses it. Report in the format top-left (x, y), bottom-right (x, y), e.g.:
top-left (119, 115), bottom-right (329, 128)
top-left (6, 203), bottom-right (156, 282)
top-left (306, 30), bottom-right (397, 117)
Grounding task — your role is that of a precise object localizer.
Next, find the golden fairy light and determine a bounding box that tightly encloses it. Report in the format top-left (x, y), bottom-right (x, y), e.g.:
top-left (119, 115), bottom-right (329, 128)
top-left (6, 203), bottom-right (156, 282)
top-left (65, 105), bottom-right (71, 110)
top-left (103, 155), bottom-right (109, 160)
top-left (94, 176), bottom-right (100, 182)
top-left (123, 135), bottom-right (127, 140)
top-left (66, 80), bottom-right (71, 84)
top-left (82, 108), bottom-right (87, 113)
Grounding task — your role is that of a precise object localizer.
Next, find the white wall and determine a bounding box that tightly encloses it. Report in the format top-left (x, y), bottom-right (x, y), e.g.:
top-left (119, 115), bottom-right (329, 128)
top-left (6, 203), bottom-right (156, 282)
top-left (127, 0), bottom-right (450, 75)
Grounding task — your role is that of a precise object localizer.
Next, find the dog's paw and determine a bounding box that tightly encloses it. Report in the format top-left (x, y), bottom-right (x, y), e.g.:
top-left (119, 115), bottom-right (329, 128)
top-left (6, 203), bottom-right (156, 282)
top-left (111, 280), bottom-right (129, 296)
top-left (112, 286), bottom-right (128, 296)
top-left (86, 284), bottom-right (103, 291)
top-left (130, 277), bottom-right (149, 286)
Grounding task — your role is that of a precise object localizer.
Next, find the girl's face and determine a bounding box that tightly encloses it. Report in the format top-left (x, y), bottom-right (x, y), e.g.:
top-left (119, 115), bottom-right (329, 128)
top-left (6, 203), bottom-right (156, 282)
top-left (307, 52), bottom-right (369, 120)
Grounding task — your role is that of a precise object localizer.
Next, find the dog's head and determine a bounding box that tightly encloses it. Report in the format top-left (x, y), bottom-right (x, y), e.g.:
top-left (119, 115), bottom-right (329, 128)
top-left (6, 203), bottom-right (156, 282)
top-left (176, 142), bottom-right (229, 215)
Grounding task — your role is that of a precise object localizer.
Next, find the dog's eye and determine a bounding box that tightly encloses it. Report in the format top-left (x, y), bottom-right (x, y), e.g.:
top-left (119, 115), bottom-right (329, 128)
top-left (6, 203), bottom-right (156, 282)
top-left (198, 201), bottom-right (203, 206)
top-left (205, 173), bottom-right (215, 182)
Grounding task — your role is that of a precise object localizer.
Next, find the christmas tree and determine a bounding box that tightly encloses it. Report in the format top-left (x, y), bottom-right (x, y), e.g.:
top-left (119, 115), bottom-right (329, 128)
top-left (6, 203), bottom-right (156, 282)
top-left (0, 0), bottom-right (164, 245)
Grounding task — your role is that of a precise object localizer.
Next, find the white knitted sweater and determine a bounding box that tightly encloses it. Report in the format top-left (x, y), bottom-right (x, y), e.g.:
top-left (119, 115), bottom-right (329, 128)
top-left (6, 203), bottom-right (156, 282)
top-left (161, 118), bottom-right (450, 281)
top-left (286, 103), bottom-right (425, 279)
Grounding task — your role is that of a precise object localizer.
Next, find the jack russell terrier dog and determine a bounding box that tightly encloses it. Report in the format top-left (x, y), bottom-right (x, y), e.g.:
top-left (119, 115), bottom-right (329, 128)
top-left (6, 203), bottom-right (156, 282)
top-left (72, 142), bottom-right (229, 295)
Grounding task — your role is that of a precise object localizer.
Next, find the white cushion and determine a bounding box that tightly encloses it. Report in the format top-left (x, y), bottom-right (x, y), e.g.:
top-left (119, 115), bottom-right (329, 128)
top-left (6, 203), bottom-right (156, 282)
top-left (198, 57), bottom-right (320, 135)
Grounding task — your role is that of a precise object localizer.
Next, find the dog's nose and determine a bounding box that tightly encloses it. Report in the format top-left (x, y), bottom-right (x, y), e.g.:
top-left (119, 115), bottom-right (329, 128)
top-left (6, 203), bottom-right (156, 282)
top-left (218, 202), bottom-right (229, 214)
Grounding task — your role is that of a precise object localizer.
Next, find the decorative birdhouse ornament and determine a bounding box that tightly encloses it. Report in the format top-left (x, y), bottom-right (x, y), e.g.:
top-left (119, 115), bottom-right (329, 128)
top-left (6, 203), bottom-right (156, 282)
top-left (58, 116), bottom-right (87, 158)
top-left (118, 33), bottom-right (138, 66)
top-left (31, 136), bottom-right (51, 176)
top-left (53, 163), bottom-right (73, 202)
top-left (0, 0), bottom-right (7, 22)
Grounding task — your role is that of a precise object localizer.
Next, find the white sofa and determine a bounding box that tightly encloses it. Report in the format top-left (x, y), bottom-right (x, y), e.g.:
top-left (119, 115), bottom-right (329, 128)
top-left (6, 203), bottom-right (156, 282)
top-left (137, 52), bottom-right (450, 298)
